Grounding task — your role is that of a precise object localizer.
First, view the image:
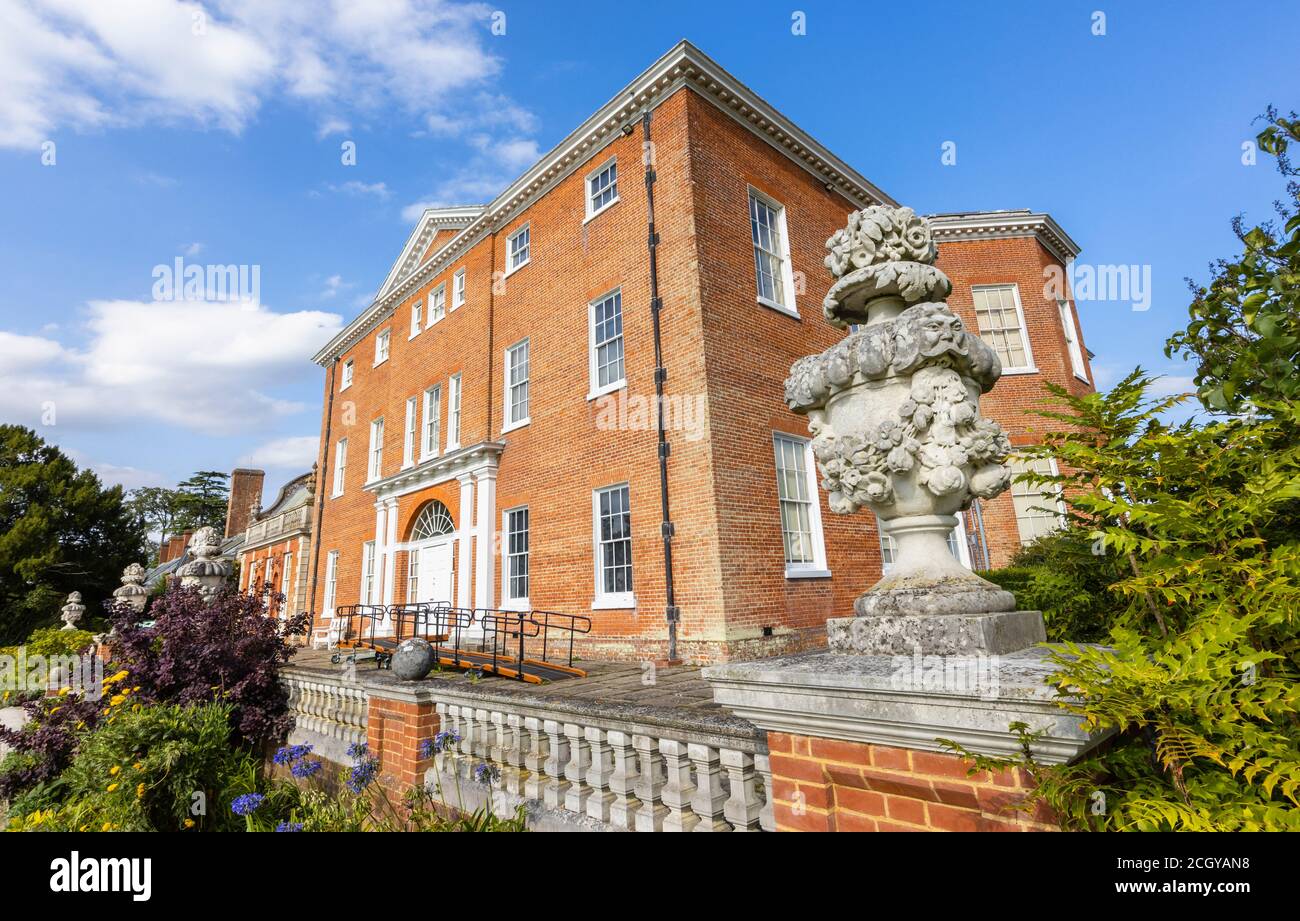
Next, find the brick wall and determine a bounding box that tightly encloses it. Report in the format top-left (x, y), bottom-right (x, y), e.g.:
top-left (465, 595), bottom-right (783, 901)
top-left (307, 82), bottom-right (1093, 663)
top-left (766, 731), bottom-right (1056, 832)
top-left (366, 694), bottom-right (440, 791)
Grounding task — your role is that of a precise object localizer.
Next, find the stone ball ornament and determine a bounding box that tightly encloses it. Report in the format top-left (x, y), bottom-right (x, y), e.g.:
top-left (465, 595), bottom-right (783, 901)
top-left (785, 205), bottom-right (1044, 653)
top-left (391, 638), bottom-right (437, 681)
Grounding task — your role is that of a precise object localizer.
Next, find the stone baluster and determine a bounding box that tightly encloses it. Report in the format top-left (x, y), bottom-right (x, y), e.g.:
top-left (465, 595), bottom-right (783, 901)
top-left (754, 753), bottom-right (775, 833)
top-left (660, 739), bottom-right (699, 832)
top-left (563, 723), bottom-right (591, 814)
top-left (634, 734), bottom-right (669, 832)
top-left (473, 707), bottom-right (492, 762)
top-left (489, 710), bottom-right (507, 764)
top-left (504, 713), bottom-right (528, 796)
top-left (456, 706), bottom-right (474, 760)
top-left (689, 742), bottom-right (731, 831)
top-left (584, 726), bottom-right (616, 823)
top-left (607, 730), bottom-right (642, 830)
top-left (542, 719), bottom-right (570, 810)
top-left (524, 716), bottom-right (549, 800)
top-left (721, 748), bottom-right (762, 832)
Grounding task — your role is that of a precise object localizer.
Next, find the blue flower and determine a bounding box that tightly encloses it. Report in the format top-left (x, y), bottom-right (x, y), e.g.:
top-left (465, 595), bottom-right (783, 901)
top-left (346, 756), bottom-right (380, 794)
top-left (346, 741), bottom-right (370, 761)
top-left (275, 821), bottom-right (304, 833)
top-left (418, 739), bottom-right (435, 760)
top-left (231, 793), bottom-right (265, 816)
top-left (432, 730), bottom-right (461, 753)
top-left (273, 744), bottom-right (313, 766)
top-left (291, 758), bottom-right (323, 779)
top-left (473, 763), bottom-right (499, 785)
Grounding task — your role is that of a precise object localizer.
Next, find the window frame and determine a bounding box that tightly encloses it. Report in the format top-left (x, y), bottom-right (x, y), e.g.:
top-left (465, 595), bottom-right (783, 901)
top-left (748, 187), bottom-right (798, 318)
top-left (505, 223), bottom-right (530, 276)
top-left (340, 358), bottom-right (354, 391)
top-left (374, 328), bottom-right (391, 366)
top-left (360, 541), bottom-right (376, 605)
top-left (421, 384), bottom-right (441, 461)
top-left (402, 396), bottom-right (417, 468)
top-left (587, 288), bottom-right (626, 400)
top-left (446, 374), bottom-right (462, 451)
top-left (772, 432), bottom-right (830, 578)
top-left (584, 156), bottom-right (619, 222)
top-left (323, 550), bottom-right (339, 617)
top-left (592, 483), bottom-right (635, 609)
top-left (1058, 299), bottom-right (1089, 382)
top-left (452, 269), bottom-right (466, 310)
top-left (409, 300), bottom-right (422, 339)
top-left (429, 283), bottom-right (446, 325)
top-left (502, 338), bottom-right (531, 433)
top-left (1009, 456), bottom-right (1067, 545)
top-left (501, 505), bottom-right (530, 611)
top-left (332, 438), bottom-right (347, 497)
top-left (367, 417), bottom-right (384, 482)
top-left (971, 283), bottom-right (1036, 374)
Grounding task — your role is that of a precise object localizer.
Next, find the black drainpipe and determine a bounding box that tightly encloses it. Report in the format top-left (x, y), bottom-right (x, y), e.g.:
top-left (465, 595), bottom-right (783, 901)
top-left (641, 109), bottom-right (680, 662)
top-left (307, 358), bottom-right (338, 622)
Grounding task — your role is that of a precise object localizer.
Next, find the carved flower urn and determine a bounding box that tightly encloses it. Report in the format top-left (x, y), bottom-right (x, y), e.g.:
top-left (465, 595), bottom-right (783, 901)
top-left (112, 562), bottom-right (150, 616)
top-left (176, 526), bottom-right (233, 601)
top-left (785, 206), bottom-right (1045, 655)
top-left (60, 592), bottom-right (86, 631)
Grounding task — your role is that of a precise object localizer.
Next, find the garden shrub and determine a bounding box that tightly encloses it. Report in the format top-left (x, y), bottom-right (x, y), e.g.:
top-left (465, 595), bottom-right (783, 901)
top-left (108, 583), bottom-right (308, 748)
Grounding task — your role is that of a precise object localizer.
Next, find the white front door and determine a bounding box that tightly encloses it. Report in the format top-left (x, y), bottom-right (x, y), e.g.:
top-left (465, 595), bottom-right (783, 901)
top-left (416, 541), bottom-right (454, 606)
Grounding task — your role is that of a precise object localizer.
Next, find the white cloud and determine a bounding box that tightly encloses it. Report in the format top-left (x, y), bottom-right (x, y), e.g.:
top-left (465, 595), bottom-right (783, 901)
top-left (327, 180), bottom-right (390, 199)
top-left (319, 274), bottom-right (350, 299)
top-left (0, 298), bottom-right (341, 436)
top-left (315, 116), bottom-right (349, 139)
top-left (181, 241), bottom-right (204, 256)
top-left (0, 0), bottom-right (510, 149)
top-left (238, 434), bottom-right (318, 471)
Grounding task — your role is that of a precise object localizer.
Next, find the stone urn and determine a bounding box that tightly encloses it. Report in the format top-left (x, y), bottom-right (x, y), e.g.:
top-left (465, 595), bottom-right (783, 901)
top-left (112, 562), bottom-right (150, 616)
top-left (785, 206), bottom-right (1044, 655)
top-left (391, 638), bottom-right (436, 681)
top-left (60, 592), bottom-right (86, 631)
top-left (176, 526), bottom-right (233, 601)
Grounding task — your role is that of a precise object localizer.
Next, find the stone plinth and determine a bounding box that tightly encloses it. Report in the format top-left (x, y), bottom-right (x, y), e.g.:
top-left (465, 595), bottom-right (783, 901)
top-left (703, 648), bottom-right (1106, 832)
top-left (827, 608), bottom-right (1046, 657)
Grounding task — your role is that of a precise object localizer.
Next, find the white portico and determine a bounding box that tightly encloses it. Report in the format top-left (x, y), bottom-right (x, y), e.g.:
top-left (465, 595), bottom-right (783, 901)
top-left (363, 442), bottom-right (503, 624)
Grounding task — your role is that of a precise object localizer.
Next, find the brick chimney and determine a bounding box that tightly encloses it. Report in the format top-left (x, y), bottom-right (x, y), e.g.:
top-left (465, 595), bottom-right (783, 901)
top-left (226, 468), bottom-right (266, 538)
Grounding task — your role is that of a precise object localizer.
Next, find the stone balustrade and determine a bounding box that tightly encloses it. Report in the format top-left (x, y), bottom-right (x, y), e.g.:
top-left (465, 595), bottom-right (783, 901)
top-left (282, 671), bottom-right (368, 765)
top-left (433, 699), bottom-right (773, 832)
top-left (245, 505), bottom-right (313, 547)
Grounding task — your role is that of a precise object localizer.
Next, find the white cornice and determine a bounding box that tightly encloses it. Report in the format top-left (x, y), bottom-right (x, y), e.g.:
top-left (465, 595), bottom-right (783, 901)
top-left (928, 210), bottom-right (1081, 265)
top-left (365, 441), bottom-right (504, 501)
top-left (374, 206), bottom-right (484, 304)
top-left (312, 39), bottom-right (897, 366)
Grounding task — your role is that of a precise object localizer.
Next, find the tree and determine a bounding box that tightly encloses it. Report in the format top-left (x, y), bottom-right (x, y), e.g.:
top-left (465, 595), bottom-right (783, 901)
top-left (0, 426), bottom-right (149, 644)
top-left (125, 485), bottom-right (185, 562)
top-left (172, 470), bottom-right (230, 533)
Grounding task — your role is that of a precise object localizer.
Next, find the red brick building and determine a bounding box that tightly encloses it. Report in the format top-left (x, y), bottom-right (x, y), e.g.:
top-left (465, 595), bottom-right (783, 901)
top-left (304, 41), bottom-right (1093, 664)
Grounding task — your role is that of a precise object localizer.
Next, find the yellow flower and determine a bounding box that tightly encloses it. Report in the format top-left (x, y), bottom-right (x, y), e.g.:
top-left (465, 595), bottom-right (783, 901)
top-left (107, 783), bottom-right (119, 793)
top-left (101, 822), bottom-right (112, 832)
top-left (132, 686), bottom-right (141, 692)
top-left (49, 706), bottom-right (61, 715)
top-left (109, 694), bottom-right (126, 707)
top-left (110, 765), bottom-right (121, 776)
top-left (79, 824), bottom-right (89, 832)
top-left (57, 686), bottom-right (72, 697)
top-left (184, 818), bottom-right (195, 829)
top-left (103, 669), bottom-right (129, 685)
top-left (137, 783), bottom-right (145, 798)
top-left (133, 762), bottom-right (144, 771)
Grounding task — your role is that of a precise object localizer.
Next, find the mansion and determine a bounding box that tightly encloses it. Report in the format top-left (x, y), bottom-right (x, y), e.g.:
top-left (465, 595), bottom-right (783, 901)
top-left (247, 41), bottom-right (1094, 663)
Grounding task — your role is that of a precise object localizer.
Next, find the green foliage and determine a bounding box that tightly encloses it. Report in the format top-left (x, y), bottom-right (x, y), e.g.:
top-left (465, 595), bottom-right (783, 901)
top-left (171, 471), bottom-right (230, 533)
top-left (983, 529), bottom-right (1126, 643)
top-left (6, 702), bottom-right (254, 832)
top-left (1000, 371), bottom-right (1300, 830)
top-left (0, 425), bottom-right (148, 645)
top-left (1167, 108), bottom-right (1300, 417)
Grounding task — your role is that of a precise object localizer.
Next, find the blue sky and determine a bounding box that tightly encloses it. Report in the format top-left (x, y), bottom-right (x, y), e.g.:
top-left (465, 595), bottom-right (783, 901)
top-left (0, 0), bottom-right (1295, 499)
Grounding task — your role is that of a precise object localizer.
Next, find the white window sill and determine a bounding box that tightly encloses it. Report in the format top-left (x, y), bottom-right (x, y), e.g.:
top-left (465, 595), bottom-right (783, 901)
top-left (786, 566), bottom-right (832, 580)
top-left (446, 443), bottom-right (461, 453)
top-left (501, 598), bottom-right (530, 612)
top-left (586, 380), bottom-right (626, 402)
top-left (419, 451), bottom-right (439, 464)
top-left (504, 259), bottom-right (529, 278)
top-left (400, 461), bottom-right (415, 471)
top-left (330, 490), bottom-right (344, 499)
top-left (1073, 372), bottom-right (1091, 384)
top-left (373, 358), bottom-right (389, 368)
top-left (408, 330), bottom-right (420, 341)
top-left (339, 382), bottom-right (352, 392)
top-left (757, 296), bottom-right (800, 319)
top-left (583, 198), bottom-right (619, 225)
top-left (1000, 366), bottom-right (1039, 376)
top-left (452, 302), bottom-right (463, 311)
top-left (501, 417), bottom-right (530, 435)
top-left (592, 594), bottom-right (636, 611)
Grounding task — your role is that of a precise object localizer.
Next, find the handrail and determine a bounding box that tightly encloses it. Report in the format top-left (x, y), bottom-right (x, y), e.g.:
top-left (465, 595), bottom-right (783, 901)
top-left (529, 610), bottom-right (592, 669)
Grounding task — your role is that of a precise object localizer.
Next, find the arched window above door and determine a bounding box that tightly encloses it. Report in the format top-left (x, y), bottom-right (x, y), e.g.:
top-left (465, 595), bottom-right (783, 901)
top-left (410, 500), bottom-right (455, 540)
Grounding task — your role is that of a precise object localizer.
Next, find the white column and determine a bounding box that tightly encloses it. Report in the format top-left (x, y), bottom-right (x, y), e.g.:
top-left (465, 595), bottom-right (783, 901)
top-left (456, 475), bottom-right (474, 609)
top-left (474, 468), bottom-right (497, 610)
top-left (372, 502), bottom-right (386, 605)
top-left (382, 497), bottom-right (398, 605)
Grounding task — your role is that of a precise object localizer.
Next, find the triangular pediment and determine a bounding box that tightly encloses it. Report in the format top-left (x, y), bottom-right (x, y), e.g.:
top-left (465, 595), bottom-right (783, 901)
top-left (374, 205), bottom-right (485, 302)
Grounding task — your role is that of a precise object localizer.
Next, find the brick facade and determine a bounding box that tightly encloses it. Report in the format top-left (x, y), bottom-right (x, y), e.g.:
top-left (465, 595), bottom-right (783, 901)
top-left (766, 731), bottom-right (1057, 832)
top-left (306, 44), bottom-right (1091, 664)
